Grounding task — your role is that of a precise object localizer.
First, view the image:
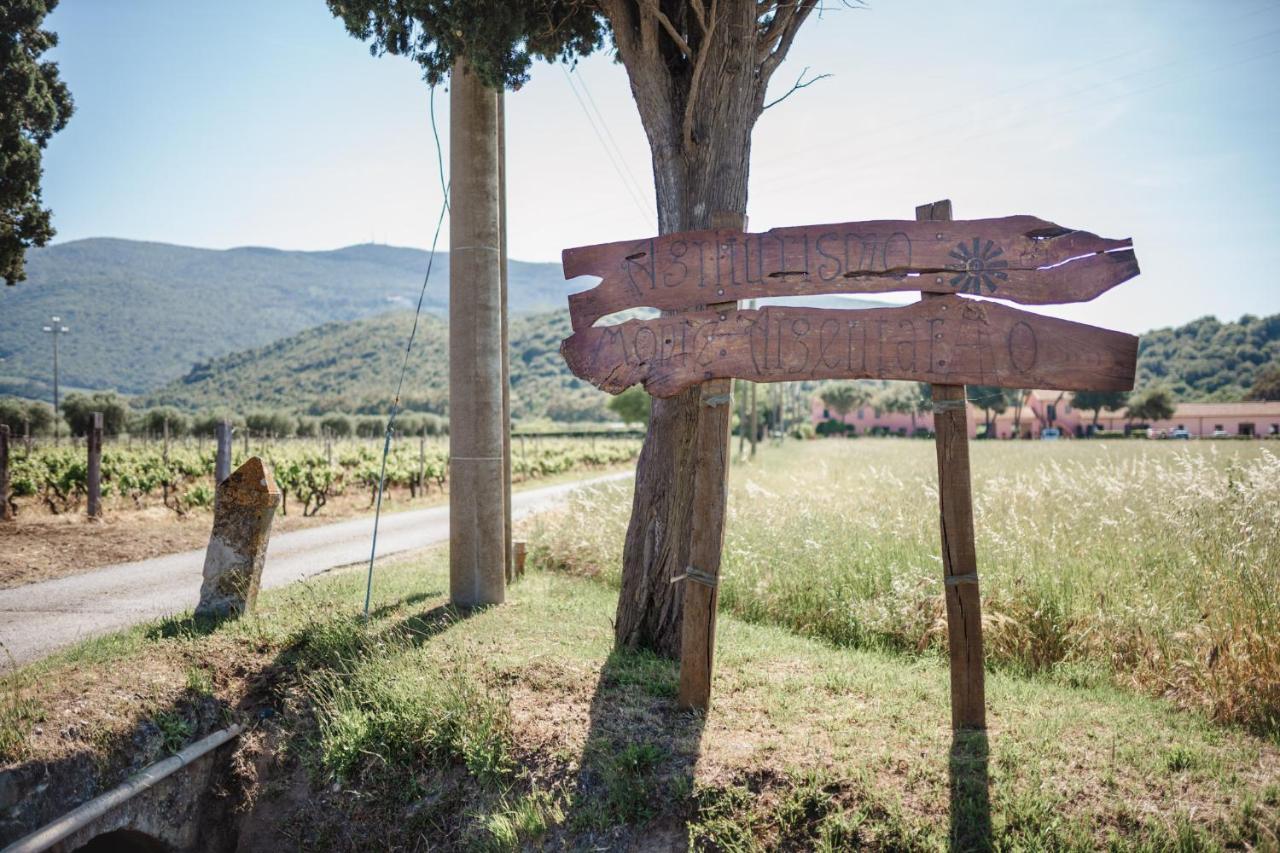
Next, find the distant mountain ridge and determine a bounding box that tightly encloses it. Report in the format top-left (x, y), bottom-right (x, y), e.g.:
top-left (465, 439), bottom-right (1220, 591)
top-left (0, 238), bottom-right (573, 397)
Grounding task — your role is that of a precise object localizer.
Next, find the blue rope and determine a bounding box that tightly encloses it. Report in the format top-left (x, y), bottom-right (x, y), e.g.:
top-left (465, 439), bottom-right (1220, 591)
top-left (364, 86), bottom-right (450, 619)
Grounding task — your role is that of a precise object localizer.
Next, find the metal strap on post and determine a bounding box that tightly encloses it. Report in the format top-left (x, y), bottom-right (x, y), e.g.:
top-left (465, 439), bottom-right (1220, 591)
top-left (670, 565), bottom-right (719, 588)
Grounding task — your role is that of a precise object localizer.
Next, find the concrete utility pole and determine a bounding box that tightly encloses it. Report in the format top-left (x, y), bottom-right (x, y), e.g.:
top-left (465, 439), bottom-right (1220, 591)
top-left (499, 89), bottom-right (514, 585)
top-left (449, 58), bottom-right (506, 608)
top-left (41, 316), bottom-right (69, 444)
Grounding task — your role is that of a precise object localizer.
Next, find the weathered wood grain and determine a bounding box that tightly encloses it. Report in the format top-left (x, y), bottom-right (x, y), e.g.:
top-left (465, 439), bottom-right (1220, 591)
top-left (563, 216), bottom-right (1138, 328)
top-left (561, 297), bottom-right (1137, 397)
top-left (919, 199), bottom-right (986, 732)
top-left (676, 210), bottom-right (743, 713)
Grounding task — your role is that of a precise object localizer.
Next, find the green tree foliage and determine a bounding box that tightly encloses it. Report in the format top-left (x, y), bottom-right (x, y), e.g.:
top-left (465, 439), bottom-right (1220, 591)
top-left (59, 391), bottom-right (129, 436)
top-left (1071, 390), bottom-right (1130, 428)
top-left (818, 381), bottom-right (871, 419)
top-left (135, 407), bottom-right (190, 438)
top-left (1126, 386), bottom-right (1176, 423)
top-left (967, 385), bottom-right (1010, 435)
top-left (0, 397), bottom-right (54, 435)
top-left (321, 414), bottom-right (354, 437)
top-left (606, 386), bottom-right (650, 425)
top-left (1245, 362), bottom-right (1280, 401)
top-left (1136, 314), bottom-right (1280, 400)
top-left (1, 0), bottom-right (74, 285)
top-left (328, 1), bottom-right (603, 89)
top-left (873, 383), bottom-right (926, 430)
top-left (245, 410), bottom-right (296, 437)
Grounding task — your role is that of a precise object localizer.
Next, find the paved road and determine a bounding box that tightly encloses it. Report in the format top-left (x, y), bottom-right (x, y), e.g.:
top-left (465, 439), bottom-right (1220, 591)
top-left (0, 472), bottom-right (631, 667)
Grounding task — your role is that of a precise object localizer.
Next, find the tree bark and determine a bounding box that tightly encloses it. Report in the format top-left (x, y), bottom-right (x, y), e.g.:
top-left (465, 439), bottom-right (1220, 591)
top-left (602, 0), bottom-right (811, 657)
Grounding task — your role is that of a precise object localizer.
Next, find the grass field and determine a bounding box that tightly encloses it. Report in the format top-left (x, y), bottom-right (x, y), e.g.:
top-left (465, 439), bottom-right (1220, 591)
top-left (4, 437), bottom-right (1279, 849)
top-left (530, 438), bottom-right (1280, 735)
top-left (3, 550), bottom-right (1278, 849)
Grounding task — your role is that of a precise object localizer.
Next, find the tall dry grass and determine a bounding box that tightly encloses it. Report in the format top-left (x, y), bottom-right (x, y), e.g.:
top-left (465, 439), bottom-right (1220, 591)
top-left (528, 439), bottom-right (1280, 734)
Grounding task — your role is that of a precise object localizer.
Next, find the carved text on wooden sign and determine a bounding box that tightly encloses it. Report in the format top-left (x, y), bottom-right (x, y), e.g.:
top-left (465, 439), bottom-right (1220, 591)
top-left (563, 216), bottom-right (1139, 329)
top-left (560, 297), bottom-right (1138, 398)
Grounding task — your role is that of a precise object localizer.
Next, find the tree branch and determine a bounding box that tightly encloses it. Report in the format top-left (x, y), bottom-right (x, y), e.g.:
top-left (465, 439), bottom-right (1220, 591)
top-left (681, 0), bottom-right (718, 152)
top-left (762, 65), bottom-right (831, 110)
top-left (757, 0), bottom-right (818, 91)
top-left (639, 0), bottom-right (694, 58)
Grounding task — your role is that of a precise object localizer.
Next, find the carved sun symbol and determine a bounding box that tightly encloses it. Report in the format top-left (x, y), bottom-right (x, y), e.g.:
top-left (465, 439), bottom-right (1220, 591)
top-left (946, 238), bottom-right (1010, 294)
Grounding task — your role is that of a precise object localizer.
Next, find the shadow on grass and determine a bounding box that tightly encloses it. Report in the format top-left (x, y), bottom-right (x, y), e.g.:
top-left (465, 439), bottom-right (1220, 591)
top-left (144, 610), bottom-right (234, 641)
top-left (949, 728), bottom-right (992, 852)
top-left (566, 646), bottom-right (705, 842)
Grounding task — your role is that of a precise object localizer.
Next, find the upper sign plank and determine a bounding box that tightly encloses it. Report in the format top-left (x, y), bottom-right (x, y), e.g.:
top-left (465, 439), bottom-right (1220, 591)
top-left (560, 297), bottom-right (1138, 398)
top-left (563, 216), bottom-right (1139, 329)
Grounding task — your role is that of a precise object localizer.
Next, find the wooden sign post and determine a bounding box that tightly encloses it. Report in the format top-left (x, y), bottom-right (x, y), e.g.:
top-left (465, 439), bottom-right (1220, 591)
top-left (0, 424), bottom-right (11, 522)
top-left (557, 201), bottom-right (1140, 719)
top-left (86, 412), bottom-right (103, 519)
top-left (678, 211), bottom-right (745, 710)
top-left (918, 200), bottom-right (984, 730)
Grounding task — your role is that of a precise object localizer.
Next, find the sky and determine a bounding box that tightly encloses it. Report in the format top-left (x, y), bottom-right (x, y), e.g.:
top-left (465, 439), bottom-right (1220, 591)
top-left (38, 0), bottom-right (1280, 334)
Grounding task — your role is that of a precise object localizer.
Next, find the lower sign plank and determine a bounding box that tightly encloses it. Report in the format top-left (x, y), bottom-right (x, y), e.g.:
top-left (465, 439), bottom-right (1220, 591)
top-left (561, 296), bottom-right (1137, 397)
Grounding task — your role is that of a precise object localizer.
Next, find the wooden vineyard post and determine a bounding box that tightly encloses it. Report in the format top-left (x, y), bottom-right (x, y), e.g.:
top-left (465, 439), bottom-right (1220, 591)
top-left (918, 199), bottom-right (987, 731)
top-left (677, 210), bottom-right (744, 712)
top-left (215, 419), bottom-right (233, 485)
top-left (87, 412), bottom-right (103, 519)
top-left (0, 424), bottom-right (11, 521)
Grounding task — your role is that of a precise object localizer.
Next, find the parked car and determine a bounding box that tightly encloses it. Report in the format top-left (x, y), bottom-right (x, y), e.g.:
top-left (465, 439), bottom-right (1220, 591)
top-left (1170, 427), bottom-right (1190, 439)
top-left (1041, 428), bottom-right (1061, 440)
top-left (1212, 429), bottom-right (1229, 437)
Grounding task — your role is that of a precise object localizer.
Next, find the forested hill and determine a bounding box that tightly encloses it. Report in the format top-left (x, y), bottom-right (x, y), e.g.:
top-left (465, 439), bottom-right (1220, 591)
top-left (1135, 313), bottom-right (1280, 400)
top-left (146, 309), bottom-right (616, 422)
top-left (0, 238), bottom-right (571, 398)
top-left (148, 308), bottom-right (1280, 419)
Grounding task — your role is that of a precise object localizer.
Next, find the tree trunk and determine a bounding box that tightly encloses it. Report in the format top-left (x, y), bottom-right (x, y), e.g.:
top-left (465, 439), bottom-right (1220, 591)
top-left (606, 0), bottom-right (765, 658)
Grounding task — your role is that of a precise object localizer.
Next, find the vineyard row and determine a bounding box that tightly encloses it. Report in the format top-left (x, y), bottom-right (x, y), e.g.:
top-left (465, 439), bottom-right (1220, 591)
top-left (2, 437), bottom-right (641, 518)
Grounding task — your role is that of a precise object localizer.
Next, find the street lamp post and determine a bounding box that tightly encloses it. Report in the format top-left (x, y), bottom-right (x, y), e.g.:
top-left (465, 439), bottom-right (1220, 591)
top-left (42, 316), bottom-right (69, 444)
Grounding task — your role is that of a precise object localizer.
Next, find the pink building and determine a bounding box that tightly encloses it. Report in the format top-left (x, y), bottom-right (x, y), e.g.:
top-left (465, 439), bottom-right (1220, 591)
top-left (1094, 401), bottom-right (1280, 438)
top-left (811, 391), bottom-right (1280, 439)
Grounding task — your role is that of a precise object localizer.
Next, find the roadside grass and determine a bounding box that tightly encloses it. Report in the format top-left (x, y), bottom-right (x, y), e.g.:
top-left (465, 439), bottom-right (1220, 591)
top-left (3, 547), bottom-right (1279, 849)
top-left (529, 438), bottom-right (1280, 735)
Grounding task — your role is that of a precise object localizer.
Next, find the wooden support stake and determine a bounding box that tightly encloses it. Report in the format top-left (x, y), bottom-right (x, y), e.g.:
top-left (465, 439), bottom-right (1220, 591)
top-left (215, 420), bottom-right (233, 485)
top-left (918, 199), bottom-right (987, 731)
top-left (677, 211), bottom-right (744, 712)
top-left (87, 412), bottom-right (103, 519)
top-left (0, 424), bottom-right (11, 521)
top-left (514, 540), bottom-right (527, 578)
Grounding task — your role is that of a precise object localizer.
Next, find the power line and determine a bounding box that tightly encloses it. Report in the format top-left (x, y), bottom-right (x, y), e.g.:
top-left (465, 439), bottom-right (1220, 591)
top-left (572, 66), bottom-right (651, 210)
top-left (363, 84), bottom-right (451, 618)
top-left (561, 66), bottom-right (656, 229)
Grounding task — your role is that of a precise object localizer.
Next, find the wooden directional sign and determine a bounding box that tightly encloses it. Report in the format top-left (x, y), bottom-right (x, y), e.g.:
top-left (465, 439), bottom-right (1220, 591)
top-left (562, 216), bottom-right (1138, 330)
top-left (561, 297), bottom-right (1137, 398)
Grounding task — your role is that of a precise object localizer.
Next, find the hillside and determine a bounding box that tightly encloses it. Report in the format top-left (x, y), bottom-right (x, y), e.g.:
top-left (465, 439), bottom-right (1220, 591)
top-left (146, 309), bottom-right (613, 422)
top-left (145, 295), bottom-right (892, 420)
top-left (0, 238), bottom-right (571, 398)
top-left (1136, 313), bottom-right (1280, 400)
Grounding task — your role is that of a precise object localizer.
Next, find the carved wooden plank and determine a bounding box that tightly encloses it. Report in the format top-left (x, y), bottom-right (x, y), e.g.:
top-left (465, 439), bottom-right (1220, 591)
top-left (563, 216), bottom-right (1138, 328)
top-left (561, 297), bottom-right (1137, 397)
